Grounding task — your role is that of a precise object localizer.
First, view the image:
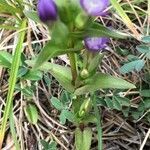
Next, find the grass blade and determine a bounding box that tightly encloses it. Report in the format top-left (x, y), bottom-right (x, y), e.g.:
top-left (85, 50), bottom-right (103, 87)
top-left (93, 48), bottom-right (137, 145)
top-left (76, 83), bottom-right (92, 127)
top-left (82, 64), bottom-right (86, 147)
top-left (110, 0), bottom-right (140, 40)
top-left (0, 20), bottom-right (26, 149)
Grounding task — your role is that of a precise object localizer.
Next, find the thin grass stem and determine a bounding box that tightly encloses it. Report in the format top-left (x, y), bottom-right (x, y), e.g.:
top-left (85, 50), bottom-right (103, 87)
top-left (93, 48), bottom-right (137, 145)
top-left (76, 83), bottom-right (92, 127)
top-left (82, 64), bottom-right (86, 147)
top-left (92, 93), bottom-right (102, 150)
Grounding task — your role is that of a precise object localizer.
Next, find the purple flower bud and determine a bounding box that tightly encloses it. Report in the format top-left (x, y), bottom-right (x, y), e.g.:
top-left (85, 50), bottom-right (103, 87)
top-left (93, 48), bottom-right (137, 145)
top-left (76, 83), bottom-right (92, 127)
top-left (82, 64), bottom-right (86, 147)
top-left (37, 0), bottom-right (57, 23)
top-left (80, 0), bottom-right (109, 16)
top-left (84, 37), bottom-right (109, 52)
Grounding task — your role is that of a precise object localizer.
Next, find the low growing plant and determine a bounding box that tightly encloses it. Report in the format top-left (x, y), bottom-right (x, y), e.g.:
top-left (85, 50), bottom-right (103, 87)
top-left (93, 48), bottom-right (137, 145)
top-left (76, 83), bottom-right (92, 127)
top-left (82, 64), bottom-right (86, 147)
top-left (31, 0), bottom-right (135, 149)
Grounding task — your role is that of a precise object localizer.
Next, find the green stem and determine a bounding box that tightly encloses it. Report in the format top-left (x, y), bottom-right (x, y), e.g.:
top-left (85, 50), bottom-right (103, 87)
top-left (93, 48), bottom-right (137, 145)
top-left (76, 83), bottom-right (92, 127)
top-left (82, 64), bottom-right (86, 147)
top-left (92, 94), bottom-right (102, 150)
top-left (68, 53), bottom-right (77, 85)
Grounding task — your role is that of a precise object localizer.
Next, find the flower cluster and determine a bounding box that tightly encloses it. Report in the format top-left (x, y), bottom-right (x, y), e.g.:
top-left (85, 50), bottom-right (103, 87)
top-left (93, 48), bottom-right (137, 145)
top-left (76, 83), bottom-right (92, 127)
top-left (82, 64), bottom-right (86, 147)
top-left (37, 0), bottom-right (110, 52)
top-left (37, 0), bottom-right (109, 22)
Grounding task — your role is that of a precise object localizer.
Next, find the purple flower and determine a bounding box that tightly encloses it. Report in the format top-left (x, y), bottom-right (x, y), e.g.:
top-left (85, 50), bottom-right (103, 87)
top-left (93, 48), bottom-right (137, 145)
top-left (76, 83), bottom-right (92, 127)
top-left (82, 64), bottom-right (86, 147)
top-left (37, 0), bottom-right (57, 23)
top-left (80, 0), bottom-right (109, 16)
top-left (84, 37), bottom-right (109, 52)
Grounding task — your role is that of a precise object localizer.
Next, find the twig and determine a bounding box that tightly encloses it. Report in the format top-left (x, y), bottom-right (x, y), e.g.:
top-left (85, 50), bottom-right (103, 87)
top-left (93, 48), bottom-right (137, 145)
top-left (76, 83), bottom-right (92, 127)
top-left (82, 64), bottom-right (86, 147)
top-left (139, 128), bottom-right (150, 150)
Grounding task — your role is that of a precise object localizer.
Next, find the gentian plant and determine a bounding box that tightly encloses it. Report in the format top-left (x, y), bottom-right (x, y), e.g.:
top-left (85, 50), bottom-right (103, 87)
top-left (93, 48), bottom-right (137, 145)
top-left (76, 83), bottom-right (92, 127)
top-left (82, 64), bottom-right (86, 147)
top-left (27, 0), bottom-right (136, 149)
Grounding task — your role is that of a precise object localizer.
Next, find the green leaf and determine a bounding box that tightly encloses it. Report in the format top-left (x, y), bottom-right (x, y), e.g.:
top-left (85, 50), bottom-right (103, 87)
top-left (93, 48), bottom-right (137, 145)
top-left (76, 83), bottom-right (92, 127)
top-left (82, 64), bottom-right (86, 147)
top-left (120, 60), bottom-right (145, 74)
top-left (55, 0), bottom-right (80, 24)
top-left (136, 45), bottom-right (150, 53)
top-left (63, 110), bottom-right (75, 123)
top-left (85, 22), bottom-right (129, 39)
top-left (0, 51), bottom-right (13, 68)
top-left (22, 70), bottom-right (43, 81)
top-left (24, 104), bottom-right (38, 124)
top-left (122, 107), bottom-right (130, 117)
top-left (17, 67), bottom-right (28, 78)
top-left (50, 97), bottom-right (64, 111)
top-left (60, 110), bottom-right (75, 124)
top-left (114, 96), bottom-right (130, 107)
top-left (41, 140), bottom-right (57, 150)
top-left (127, 55), bottom-right (139, 61)
top-left (48, 141), bottom-right (57, 150)
top-left (145, 52), bottom-right (150, 59)
top-left (131, 110), bottom-right (143, 120)
top-left (78, 98), bottom-right (92, 117)
top-left (71, 22), bottom-right (129, 39)
top-left (138, 101), bottom-right (145, 112)
top-left (43, 73), bottom-right (52, 87)
top-left (141, 36), bottom-right (150, 43)
top-left (51, 21), bottom-right (69, 46)
top-left (146, 113), bottom-right (150, 123)
top-left (0, 1), bottom-right (21, 14)
top-left (47, 64), bottom-right (74, 93)
top-left (75, 128), bottom-right (83, 150)
top-left (104, 97), bottom-right (114, 109)
top-left (24, 10), bottom-right (40, 23)
top-left (113, 97), bottom-right (122, 110)
top-left (59, 110), bottom-right (66, 125)
top-left (75, 73), bottom-right (136, 95)
top-left (40, 140), bottom-right (50, 150)
top-left (144, 99), bottom-right (150, 109)
top-left (116, 47), bottom-right (129, 56)
top-left (22, 87), bottom-right (34, 98)
top-left (82, 127), bottom-right (92, 150)
top-left (26, 60), bottom-right (75, 93)
top-left (72, 97), bottom-right (84, 114)
top-left (96, 97), bottom-right (107, 107)
top-left (140, 90), bottom-right (150, 97)
top-left (75, 12), bottom-right (89, 29)
top-left (33, 41), bottom-right (79, 69)
top-left (60, 90), bottom-right (71, 105)
top-left (33, 41), bottom-right (63, 69)
top-left (82, 114), bottom-right (97, 124)
top-left (88, 53), bottom-right (104, 74)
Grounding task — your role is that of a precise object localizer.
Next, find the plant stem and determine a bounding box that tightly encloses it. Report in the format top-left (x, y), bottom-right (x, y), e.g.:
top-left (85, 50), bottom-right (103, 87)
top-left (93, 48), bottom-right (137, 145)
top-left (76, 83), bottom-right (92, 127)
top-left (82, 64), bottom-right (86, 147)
top-left (92, 94), bottom-right (102, 150)
top-left (68, 53), bottom-right (77, 85)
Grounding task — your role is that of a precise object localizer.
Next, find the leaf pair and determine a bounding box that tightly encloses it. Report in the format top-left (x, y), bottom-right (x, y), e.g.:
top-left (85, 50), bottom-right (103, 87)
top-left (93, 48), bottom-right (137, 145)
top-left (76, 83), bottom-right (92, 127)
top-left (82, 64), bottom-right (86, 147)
top-left (27, 60), bottom-right (136, 95)
top-left (50, 97), bottom-right (75, 124)
top-left (27, 60), bottom-right (135, 125)
top-left (75, 127), bottom-right (92, 150)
